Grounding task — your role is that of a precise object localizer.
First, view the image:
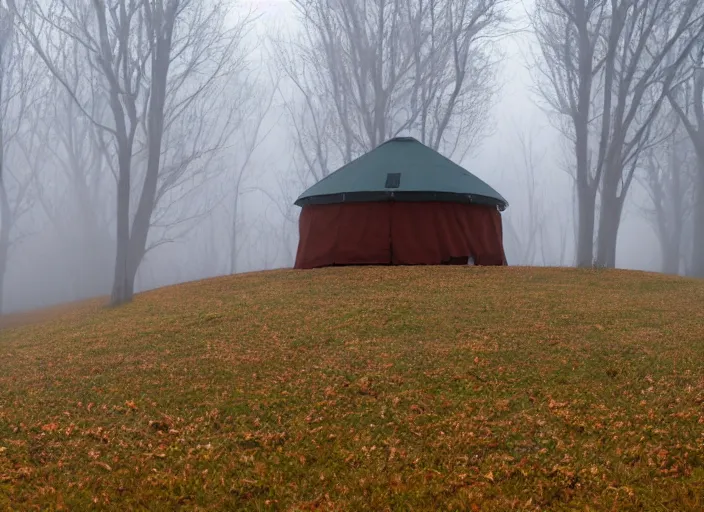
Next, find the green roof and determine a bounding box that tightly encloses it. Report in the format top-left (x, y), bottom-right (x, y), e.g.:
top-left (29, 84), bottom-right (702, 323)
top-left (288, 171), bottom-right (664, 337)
top-left (294, 137), bottom-right (508, 210)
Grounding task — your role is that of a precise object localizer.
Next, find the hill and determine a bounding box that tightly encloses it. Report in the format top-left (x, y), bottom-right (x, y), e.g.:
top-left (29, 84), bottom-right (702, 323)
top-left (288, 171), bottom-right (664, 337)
top-left (1, 266), bottom-right (703, 510)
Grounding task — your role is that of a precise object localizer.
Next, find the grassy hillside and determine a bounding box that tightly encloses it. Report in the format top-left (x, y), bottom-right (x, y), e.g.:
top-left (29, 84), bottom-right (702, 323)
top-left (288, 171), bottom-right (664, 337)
top-left (1, 267), bottom-right (703, 511)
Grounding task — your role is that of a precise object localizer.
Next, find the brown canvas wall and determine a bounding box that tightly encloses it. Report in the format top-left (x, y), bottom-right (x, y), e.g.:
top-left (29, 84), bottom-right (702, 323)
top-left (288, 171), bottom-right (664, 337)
top-left (294, 201), bottom-right (507, 269)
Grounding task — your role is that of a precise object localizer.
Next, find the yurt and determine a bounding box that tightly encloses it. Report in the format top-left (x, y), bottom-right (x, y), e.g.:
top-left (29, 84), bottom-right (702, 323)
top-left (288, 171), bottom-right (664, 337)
top-left (293, 137), bottom-right (508, 269)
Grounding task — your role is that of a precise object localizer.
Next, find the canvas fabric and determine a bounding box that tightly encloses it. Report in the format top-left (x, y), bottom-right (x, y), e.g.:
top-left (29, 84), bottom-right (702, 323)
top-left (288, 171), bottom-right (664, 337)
top-left (294, 201), bottom-right (507, 269)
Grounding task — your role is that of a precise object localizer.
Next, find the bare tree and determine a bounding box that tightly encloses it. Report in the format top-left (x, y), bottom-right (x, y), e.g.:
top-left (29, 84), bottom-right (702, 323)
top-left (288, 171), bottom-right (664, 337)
top-left (250, 161), bottom-right (308, 269)
top-left (10, 0), bottom-right (257, 305)
top-left (227, 70), bottom-right (279, 275)
top-left (502, 121), bottom-right (572, 267)
top-left (274, 0), bottom-right (509, 186)
top-left (637, 105), bottom-right (696, 275)
top-left (666, 40), bottom-right (704, 276)
top-left (593, 0), bottom-right (704, 268)
top-left (530, 0), bottom-right (605, 267)
top-left (502, 127), bottom-right (548, 266)
top-left (0, 4), bottom-right (43, 314)
top-left (531, 0), bottom-right (704, 268)
top-left (127, 0), bottom-right (259, 297)
top-left (29, 58), bottom-right (115, 300)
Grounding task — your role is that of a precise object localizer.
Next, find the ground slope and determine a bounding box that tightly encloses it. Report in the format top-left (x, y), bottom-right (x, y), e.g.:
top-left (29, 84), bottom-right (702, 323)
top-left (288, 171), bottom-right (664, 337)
top-left (1, 267), bottom-right (703, 511)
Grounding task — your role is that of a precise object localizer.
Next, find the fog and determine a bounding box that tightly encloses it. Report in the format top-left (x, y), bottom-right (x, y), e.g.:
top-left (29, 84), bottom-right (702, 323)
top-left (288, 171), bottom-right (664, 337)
top-left (1, 0), bottom-right (701, 314)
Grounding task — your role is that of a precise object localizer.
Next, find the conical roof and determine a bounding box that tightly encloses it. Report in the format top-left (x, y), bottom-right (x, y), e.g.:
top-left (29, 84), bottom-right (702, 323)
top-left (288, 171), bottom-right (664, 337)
top-left (294, 137), bottom-right (508, 210)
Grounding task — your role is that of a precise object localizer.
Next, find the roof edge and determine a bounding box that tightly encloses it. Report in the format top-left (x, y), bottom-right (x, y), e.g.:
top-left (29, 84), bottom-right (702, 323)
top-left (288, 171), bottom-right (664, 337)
top-left (379, 136), bottom-right (419, 144)
top-left (294, 191), bottom-right (508, 211)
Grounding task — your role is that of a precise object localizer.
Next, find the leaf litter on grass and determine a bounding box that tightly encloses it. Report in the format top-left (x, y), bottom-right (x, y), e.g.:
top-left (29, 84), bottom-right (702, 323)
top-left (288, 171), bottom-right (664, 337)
top-left (0, 266), bottom-right (703, 510)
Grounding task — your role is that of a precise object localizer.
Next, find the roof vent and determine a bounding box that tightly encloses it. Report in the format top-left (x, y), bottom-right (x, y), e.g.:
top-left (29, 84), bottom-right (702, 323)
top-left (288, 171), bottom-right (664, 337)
top-left (385, 172), bottom-right (401, 188)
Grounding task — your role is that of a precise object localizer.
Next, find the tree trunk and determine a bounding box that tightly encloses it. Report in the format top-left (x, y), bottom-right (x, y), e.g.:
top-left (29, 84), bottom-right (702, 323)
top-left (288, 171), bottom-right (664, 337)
top-left (126, 197), bottom-right (153, 299)
top-left (660, 201), bottom-right (683, 276)
top-left (661, 140), bottom-right (684, 275)
top-left (575, 182), bottom-right (596, 267)
top-left (0, 184), bottom-right (9, 315)
top-left (573, 41), bottom-right (595, 269)
top-left (595, 172), bottom-right (624, 268)
top-left (125, 240), bottom-right (144, 300)
top-left (661, 171), bottom-right (682, 275)
top-left (110, 138), bottom-right (133, 306)
top-left (120, 5), bottom-right (177, 301)
top-left (692, 158), bottom-right (704, 277)
top-left (230, 194), bottom-right (238, 274)
top-left (0, 252), bottom-right (5, 315)
top-left (661, 239), bottom-right (681, 275)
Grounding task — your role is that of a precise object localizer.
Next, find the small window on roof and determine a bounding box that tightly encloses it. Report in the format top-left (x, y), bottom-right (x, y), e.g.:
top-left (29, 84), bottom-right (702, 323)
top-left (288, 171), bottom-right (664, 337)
top-left (385, 172), bottom-right (401, 188)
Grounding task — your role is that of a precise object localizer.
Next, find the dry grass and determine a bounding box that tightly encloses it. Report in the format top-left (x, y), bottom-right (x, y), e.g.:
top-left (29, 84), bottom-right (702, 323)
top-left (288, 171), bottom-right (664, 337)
top-left (1, 266), bottom-right (703, 511)
top-left (0, 297), bottom-right (108, 331)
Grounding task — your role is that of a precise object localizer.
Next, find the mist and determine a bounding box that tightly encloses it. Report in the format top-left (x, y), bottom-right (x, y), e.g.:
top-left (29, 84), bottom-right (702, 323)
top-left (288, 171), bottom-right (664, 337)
top-left (1, 0), bottom-right (702, 314)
